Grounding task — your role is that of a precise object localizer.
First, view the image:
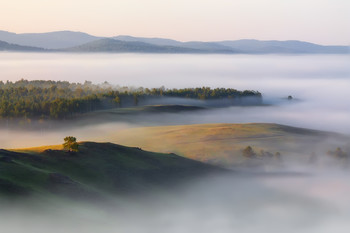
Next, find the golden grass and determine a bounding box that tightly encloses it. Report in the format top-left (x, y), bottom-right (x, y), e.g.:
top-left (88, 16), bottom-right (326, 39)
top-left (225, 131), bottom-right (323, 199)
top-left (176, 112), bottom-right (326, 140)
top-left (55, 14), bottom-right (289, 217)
top-left (7, 123), bottom-right (338, 167)
top-left (109, 123), bottom-right (326, 166)
top-left (11, 144), bottom-right (63, 153)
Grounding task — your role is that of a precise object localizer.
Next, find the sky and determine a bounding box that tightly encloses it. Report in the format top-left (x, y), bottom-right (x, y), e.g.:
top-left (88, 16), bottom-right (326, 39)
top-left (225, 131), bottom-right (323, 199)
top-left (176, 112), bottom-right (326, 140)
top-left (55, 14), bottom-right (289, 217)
top-left (0, 0), bottom-right (349, 45)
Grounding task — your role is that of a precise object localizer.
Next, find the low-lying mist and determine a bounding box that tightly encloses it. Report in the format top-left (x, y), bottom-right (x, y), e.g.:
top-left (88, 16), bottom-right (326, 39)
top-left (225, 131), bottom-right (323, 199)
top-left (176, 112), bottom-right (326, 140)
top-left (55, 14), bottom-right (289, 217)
top-left (1, 170), bottom-right (350, 233)
top-left (0, 53), bottom-right (349, 149)
top-left (0, 53), bottom-right (350, 232)
top-left (0, 95), bottom-right (349, 149)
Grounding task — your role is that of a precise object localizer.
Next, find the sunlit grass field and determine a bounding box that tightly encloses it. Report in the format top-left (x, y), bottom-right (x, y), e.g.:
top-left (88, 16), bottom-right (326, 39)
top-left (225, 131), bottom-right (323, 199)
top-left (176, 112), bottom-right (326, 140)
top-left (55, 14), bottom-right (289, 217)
top-left (111, 123), bottom-right (345, 167)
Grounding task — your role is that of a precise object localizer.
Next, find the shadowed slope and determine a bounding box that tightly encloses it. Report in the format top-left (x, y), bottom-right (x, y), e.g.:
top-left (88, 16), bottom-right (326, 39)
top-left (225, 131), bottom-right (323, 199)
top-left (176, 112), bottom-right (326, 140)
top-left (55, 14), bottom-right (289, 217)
top-left (0, 142), bottom-right (221, 200)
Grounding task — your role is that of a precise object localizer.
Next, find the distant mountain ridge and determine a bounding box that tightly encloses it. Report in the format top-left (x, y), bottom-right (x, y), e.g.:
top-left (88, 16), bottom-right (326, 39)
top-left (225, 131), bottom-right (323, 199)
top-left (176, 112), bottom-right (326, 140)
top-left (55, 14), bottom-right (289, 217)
top-left (113, 35), bottom-right (240, 52)
top-left (0, 30), bottom-right (100, 49)
top-left (0, 30), bottom-right (348, 54)
top-left (66, 38), bottom-right (204, 53)
top-left (218, 39), bottom-right (349, 54)
top-left (0, 40), bottom-right (45, 51)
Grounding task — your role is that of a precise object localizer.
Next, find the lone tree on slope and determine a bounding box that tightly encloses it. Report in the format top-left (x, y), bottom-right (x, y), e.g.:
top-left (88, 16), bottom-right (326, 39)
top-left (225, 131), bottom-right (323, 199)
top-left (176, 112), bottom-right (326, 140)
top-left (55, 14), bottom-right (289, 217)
top-left (63, 136), bottom-right (79, 152)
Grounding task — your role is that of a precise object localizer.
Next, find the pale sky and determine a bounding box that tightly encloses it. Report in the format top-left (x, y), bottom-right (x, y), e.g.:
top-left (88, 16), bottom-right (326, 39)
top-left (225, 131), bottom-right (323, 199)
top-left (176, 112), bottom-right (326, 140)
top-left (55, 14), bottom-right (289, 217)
top-left (0, 0), bottom-right (349, 45)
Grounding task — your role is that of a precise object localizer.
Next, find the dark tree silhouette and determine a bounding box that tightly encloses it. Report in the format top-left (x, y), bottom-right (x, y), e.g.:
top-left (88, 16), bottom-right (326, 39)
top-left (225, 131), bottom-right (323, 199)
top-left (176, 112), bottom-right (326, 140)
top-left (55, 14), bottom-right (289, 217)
top-left (242, 146), bottom-right (256, 158)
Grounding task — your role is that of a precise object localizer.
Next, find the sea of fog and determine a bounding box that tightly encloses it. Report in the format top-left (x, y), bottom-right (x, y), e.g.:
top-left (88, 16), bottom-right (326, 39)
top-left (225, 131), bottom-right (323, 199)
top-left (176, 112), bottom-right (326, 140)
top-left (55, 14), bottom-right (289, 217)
top-left (1, 53), bottom-right (350, 232)
top-left (2, 171), bottom-right (350, 233)
top-left (0, 53), bottom-right (349, 148)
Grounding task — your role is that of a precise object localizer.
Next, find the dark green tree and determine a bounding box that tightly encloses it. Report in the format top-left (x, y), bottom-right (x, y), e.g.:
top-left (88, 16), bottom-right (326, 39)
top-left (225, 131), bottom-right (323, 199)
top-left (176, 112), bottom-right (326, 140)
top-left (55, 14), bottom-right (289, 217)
top-left (63, 136), bottom-right (79, 152)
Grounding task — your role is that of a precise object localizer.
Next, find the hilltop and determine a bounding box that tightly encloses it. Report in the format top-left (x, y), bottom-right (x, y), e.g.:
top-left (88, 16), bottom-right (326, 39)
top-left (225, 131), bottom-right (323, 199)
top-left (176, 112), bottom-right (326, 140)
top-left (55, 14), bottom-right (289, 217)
top-left (111, 123), bottom-right (350, 168)
top-left (0, 142), bottom-right (221, 200)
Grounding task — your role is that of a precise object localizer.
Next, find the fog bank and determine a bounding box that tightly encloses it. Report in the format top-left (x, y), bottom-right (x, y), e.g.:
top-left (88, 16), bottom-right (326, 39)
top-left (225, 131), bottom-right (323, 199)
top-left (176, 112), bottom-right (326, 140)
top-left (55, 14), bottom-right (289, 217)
top-left (1, 170), bottom-right (350, 233)
top-left (1, 53), bottom-right (350, 232)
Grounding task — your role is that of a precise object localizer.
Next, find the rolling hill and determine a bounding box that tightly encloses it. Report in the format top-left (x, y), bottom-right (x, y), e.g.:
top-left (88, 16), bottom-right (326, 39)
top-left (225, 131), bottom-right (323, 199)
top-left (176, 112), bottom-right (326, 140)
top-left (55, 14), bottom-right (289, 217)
top-left (0, 142), bottom-right (221, 200)
top-left (111, 123), bottom-right (349, 168)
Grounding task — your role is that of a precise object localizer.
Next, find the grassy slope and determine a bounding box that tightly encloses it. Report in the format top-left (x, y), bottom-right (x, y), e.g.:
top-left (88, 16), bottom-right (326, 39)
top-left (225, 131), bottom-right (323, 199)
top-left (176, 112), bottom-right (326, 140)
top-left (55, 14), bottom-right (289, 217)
top-left (111, 123), bottom-right (348, 167)
top-left (0, 142), bottom-right (220, 199)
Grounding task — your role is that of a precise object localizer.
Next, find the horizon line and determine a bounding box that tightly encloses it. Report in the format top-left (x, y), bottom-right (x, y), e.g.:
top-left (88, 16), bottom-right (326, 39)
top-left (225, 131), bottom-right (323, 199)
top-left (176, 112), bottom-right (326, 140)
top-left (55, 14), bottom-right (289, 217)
top-left (1, 29), bottom-right (349, 47)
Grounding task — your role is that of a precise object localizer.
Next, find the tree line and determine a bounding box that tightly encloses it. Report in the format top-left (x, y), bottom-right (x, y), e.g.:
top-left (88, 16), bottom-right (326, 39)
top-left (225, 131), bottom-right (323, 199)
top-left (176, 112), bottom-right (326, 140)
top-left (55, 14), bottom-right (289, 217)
top-left (0, 80), bottom-right (261, 119)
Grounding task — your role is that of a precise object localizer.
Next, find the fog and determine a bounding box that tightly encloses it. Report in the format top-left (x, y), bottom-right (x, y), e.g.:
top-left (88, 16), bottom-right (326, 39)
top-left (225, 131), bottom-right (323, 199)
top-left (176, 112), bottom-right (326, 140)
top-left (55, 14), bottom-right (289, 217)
top-left (1, 171), bottom-right (350, 233)
top-left (1, 53), bottom-right (349, 91)
top-left (1, 53), bottom-right (350, 232)
top-left (0, 53), bottom-right (349, 148)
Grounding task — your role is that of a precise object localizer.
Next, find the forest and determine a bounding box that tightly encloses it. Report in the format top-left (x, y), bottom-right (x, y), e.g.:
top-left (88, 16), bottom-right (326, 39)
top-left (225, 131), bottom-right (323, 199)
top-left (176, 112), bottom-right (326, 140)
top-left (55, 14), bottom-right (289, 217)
top-left (0, 80), bottom-right (261, 119)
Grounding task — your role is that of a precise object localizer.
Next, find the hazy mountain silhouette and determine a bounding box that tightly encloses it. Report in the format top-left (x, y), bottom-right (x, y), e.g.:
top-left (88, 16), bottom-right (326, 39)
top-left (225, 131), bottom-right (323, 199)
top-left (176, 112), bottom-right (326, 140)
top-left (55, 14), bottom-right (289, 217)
top-left (0, 40), bottom-right (45, 51)
top-left (0, 30), bottom-right (348, 53)
top-left (217, 39), bottom-right (349, 54)
top-left (114, 35), bottom-right (183, 47)
top-left (0, 30), bottom-right (100, 49)
top-left (114, 36), bottom-right (349, 54)
top-left (114, 35), bottom-right (238, 52)
top-left (66, 38), bottom-right (205, 53)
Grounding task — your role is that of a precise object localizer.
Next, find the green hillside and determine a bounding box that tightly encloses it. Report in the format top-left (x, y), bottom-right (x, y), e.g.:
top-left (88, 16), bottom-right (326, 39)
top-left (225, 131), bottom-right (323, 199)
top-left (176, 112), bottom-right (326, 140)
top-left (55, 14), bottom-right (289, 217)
top-left (0, 142), bottom-right (221, 200)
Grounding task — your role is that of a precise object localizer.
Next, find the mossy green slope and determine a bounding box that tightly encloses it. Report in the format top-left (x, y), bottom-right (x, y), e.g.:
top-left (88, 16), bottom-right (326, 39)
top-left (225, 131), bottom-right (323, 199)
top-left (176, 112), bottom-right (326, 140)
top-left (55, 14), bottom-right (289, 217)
top-left (0, 142), bottom-right (220, 199)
